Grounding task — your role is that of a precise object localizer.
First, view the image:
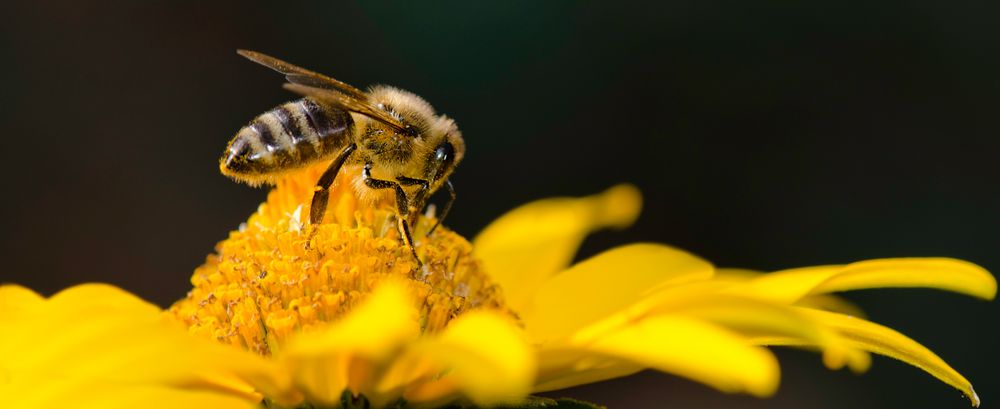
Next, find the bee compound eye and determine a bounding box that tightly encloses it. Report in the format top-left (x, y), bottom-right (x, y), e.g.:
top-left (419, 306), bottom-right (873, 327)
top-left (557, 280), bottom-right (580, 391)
top-left (432, 141), bottom-right (456, 181)
top-left (435, 141), bottom-right (454, 161)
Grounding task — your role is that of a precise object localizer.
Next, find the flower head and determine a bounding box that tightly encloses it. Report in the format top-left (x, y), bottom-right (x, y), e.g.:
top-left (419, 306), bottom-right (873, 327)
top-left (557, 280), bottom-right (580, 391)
top-left (169, 163), bottom-right (525, 407)
top-left (170, 163), bottom-right (508, 355)
top-left (1, 161), bottom-right (995, 408)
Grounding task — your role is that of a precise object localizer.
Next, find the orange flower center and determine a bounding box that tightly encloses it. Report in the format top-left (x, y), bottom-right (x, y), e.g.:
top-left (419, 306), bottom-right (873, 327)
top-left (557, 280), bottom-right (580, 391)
top-left (169, 163), bottom-right (508, 355)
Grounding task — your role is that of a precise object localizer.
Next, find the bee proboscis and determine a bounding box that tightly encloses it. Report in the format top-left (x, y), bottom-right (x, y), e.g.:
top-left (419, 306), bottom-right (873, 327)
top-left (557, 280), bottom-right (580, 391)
top-left (220, 50), bottom-right (465, 266)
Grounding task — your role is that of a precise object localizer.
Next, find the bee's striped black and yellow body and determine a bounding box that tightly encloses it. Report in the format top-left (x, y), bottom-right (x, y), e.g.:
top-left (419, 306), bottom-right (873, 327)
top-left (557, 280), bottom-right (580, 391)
top-left (220, 50), bottom-right (465, 267)
top-left (221, 98), bottom-right (354, 185)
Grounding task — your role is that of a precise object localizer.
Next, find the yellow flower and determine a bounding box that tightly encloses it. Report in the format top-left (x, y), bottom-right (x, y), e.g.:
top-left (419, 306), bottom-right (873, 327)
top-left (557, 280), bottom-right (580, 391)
top-left (1, 162), bottom-right (995, 408)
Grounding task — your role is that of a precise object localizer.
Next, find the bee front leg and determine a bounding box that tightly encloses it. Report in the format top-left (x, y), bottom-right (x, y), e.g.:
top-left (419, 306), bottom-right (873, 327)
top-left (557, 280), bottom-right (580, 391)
top-left (309, 143), bottom-right (358, 225)
top-left (363, 163), bottom-right (423, 267)
top-left (396, 176), bottom-right (430, 226)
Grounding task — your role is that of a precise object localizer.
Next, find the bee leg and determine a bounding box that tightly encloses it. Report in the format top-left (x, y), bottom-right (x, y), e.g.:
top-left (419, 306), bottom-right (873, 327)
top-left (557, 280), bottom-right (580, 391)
top-left (427, 179), bottom-right (455, 235)
top-left (309, 143), bottom-right (357, 225)
top-left (363, 163), bottom-right (423, 267)
top-left (396, 176), bottom-right (430, 226)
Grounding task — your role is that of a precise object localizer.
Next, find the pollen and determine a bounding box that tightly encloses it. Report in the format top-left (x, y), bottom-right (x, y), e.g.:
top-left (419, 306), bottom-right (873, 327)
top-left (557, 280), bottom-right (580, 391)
top-left (169, 163), bottom-right (509, 355)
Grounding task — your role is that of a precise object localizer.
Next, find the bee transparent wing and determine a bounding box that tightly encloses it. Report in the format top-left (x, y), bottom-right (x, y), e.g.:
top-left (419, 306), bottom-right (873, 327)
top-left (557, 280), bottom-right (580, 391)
top-left (237, 49), bottom-right (369, 100)
top-left (284, 83), bottom-right (408, 133)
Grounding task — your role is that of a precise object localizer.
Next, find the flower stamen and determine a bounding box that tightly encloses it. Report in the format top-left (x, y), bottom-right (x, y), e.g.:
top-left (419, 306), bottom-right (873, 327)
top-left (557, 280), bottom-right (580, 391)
top-left (170, 164), bottom-right (510, 354)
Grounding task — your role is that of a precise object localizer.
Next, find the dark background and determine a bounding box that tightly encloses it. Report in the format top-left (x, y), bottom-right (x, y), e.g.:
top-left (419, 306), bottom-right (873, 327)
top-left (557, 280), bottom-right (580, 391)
top-left (1, 1), bottom-right (996, 408)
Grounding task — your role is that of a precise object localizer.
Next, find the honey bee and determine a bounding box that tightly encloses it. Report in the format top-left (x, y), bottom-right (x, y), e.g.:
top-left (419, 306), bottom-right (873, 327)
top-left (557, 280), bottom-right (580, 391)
top-left (220, 50), bottom-right (464, 266)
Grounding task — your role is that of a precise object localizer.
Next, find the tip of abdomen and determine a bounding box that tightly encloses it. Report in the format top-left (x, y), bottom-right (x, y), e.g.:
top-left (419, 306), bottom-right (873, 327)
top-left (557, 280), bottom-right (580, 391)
top-left (220, 136), bottom-right (271, 186)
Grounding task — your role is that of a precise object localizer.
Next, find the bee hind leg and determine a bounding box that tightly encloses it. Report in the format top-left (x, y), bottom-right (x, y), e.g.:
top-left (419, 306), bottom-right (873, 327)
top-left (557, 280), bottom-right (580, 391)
top-left (309, 143), bottom-right (358, 225)
top-left (364, 163), bottom-right (423, 268)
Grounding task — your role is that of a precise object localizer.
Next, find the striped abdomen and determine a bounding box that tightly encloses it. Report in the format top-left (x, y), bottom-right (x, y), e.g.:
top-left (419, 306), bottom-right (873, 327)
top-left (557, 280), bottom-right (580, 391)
top-left (221, 98), bottom-right (354, 183)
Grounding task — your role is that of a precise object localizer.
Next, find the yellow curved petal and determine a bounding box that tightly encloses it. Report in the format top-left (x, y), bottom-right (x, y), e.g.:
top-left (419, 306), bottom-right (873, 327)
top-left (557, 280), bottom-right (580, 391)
top-left (720, 268), bottom-right (873, 318)
top-left (473, 184), bottom-right (642, 311)
top-left (798, 308), bottom-right (980, 407)
top-left (795, 294), bottom-right (867, 319)
top-left (748, 336), bottom-right (873, 374)
top-left (0, 285), bottom-right (45, 336)
top-left (532, 347), bottom-right (643, 392)
top-left (282, 280), bottom-right (420, 405)
top-left (533, 359), bottom-right (642, 393)
top-left (0, 284), bottom-right (284, 408)
top-left (49, 283), bottom-right (164, 315)
top-left (714, 268), bottom-right (763, 281)
top-left (572, 292), bottom-right (864, 373)
top-left (1, 381), bottom-right (257, 409)
top-left (576, 315), bottom-right (780, 397)
top-left (386, 311), bottom-right (535, 407)
top-left (0, 284), bottom-right (43, 310)
top-left (521, 243), bottom-right (714, 342)
top-left (727, 258), bottom-right (996, 305)
top-left (660, 295), bottom-right (865, 371)
top-left (814, 258), bottom-right (996, 300)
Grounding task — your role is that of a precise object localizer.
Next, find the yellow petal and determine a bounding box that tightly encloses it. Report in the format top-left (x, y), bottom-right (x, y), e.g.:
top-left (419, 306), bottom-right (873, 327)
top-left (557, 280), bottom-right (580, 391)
top-left (0, 285), bottom-right (44, 334)
top-left (576, 315), bottom-right (780, 397)
top-left (282, 280), bottom-right (420, 405)
top-left (534, 362), bottom-right (646, 392)
top-left (49, 283), bottom-right (163, 314)
top-left (798, 308), bottom-right (981, 407)
top-left (0, 284), bottom-right (43, 311)
top-left (660, 295), bottom-right (865, 371)
top-left (473, 184), bottom-right (642, 311)
top-left (532, 344), bottom-right (644, 393)
top-left (714, 268), bottom-right (763, 281)
top-left (748, 335), bottom-right (874, 374)
top-left (713, 270), bottom-right (870, 317)
top-left (814, 258), bottom-right (996, 299)
top-left (794, 294), bottom-right (867, 318)
top-left (1, 381), bottom-right (257, 409)
top-left (727, 258), bottom-right (996, 304)
top-left (574, 292), bottom-right (864, 373)
top-left (386, 311), bottom-right (535, 407)
top-left (521, 243), bottom-right (713, 342)
top-left (0, 284), bottom-right (285, 408)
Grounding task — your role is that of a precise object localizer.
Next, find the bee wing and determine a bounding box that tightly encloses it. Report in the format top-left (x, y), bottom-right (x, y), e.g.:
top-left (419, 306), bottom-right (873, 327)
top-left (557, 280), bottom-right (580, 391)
top-left (284, 83), bottom-right (409, 133)
top-left (237, 49), bottom-right (369, 100)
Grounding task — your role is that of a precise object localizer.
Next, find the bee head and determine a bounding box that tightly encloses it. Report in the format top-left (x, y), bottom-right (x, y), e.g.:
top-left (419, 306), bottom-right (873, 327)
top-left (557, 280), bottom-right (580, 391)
top-left (427, 117), bottom-right (464, 186)
top-left (367, 86), bottom-right (464, 186)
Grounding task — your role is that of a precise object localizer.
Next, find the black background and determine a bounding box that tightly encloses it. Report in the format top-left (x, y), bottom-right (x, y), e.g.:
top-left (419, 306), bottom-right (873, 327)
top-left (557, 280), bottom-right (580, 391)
top-left (2, 1), bottom-right (997, 408)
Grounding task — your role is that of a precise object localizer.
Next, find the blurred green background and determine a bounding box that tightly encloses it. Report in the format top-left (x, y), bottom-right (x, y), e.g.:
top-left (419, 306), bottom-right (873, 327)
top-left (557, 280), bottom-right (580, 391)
top-left (1, 1), bottom-right (996, 408)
